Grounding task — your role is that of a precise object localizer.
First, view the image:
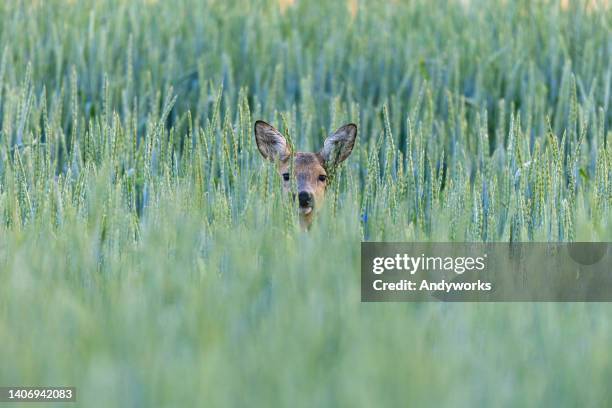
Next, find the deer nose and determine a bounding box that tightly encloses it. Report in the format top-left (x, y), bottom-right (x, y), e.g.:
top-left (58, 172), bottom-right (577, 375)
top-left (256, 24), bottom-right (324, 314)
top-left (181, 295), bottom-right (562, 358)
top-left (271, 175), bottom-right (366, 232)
top-left (298, 191), bottom-right (313, 207)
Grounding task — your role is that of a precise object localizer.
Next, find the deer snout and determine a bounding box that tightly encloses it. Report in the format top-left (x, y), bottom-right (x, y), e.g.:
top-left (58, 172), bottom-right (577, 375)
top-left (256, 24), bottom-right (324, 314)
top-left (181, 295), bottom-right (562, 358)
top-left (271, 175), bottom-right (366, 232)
top-left (298, 191), bottom-right (314, 208)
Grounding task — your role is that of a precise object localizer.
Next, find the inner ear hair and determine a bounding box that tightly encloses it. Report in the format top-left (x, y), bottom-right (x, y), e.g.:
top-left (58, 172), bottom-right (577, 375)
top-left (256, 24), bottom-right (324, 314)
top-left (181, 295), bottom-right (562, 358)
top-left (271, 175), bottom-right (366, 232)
top-left (254, 120), bottom-right (292, 161)
top-left (320, 123), bottom-right (357, 167)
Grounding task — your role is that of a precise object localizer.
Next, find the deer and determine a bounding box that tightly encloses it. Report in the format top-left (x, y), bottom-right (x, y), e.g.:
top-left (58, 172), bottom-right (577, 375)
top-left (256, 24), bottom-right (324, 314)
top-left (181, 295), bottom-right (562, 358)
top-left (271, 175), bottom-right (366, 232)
top-left (254, 120), bottom-right (357, 229)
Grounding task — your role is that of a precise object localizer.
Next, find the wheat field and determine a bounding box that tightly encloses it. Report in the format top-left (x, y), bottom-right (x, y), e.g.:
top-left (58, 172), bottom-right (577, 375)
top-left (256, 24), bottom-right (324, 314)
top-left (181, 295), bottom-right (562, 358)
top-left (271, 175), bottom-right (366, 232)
top-left (0, 0), bottom-right (610, 406)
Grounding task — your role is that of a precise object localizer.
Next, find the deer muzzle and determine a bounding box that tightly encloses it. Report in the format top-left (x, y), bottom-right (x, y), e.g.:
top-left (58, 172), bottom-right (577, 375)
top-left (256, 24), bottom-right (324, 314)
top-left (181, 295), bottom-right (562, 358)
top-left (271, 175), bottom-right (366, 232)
top-left (297, 191), bottom-right (314, 215)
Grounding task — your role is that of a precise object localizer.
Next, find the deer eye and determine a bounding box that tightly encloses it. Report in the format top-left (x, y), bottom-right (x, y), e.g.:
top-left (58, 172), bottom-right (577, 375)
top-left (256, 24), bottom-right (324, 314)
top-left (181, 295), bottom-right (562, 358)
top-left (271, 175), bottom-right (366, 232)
top-left (318, 175), bottom-right (327, 182)
top-left (282, 173), bottom-right (290, 181)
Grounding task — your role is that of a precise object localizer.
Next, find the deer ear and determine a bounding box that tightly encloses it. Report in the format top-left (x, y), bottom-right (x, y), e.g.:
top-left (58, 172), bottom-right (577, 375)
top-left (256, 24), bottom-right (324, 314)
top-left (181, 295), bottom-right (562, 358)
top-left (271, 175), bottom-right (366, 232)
top-left (320, 123), bottom-right (357, 167)
top-left (254, 120), bottom-right (291, 162)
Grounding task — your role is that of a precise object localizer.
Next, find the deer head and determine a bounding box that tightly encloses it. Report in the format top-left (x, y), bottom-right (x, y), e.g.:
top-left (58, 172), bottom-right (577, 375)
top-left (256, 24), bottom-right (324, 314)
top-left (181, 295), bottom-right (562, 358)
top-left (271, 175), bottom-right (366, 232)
top-left (254, 120), bottom-right (357, 229)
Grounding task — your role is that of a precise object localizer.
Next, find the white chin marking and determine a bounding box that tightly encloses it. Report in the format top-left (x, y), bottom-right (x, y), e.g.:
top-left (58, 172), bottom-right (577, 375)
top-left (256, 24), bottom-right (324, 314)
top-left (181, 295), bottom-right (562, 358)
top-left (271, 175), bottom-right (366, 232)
top-left (299, 207), bottom-right (313, 215)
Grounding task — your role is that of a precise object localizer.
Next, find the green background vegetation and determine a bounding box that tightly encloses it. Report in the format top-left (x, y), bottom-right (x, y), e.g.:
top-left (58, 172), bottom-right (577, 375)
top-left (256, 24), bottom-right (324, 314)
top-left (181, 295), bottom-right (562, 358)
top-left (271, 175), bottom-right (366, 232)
top-left (0, 0), bottom-right (610, 406)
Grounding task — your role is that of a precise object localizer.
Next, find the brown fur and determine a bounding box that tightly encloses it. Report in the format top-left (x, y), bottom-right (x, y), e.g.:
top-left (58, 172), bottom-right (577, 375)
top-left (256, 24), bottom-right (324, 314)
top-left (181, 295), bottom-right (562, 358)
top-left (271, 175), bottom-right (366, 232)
top-left (279, 152), bottom-right (327, 228)
top-left (254, 121), bottom-right (357, 229)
